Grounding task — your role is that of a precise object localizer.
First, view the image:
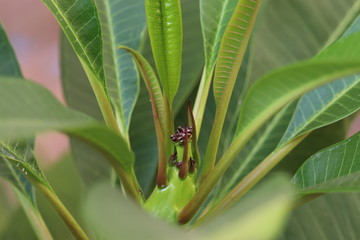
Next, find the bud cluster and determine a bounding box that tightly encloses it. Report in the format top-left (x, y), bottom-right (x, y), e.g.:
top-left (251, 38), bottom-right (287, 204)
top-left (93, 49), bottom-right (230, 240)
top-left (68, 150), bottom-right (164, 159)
top-left (170, 126), bottom-right (193, 144)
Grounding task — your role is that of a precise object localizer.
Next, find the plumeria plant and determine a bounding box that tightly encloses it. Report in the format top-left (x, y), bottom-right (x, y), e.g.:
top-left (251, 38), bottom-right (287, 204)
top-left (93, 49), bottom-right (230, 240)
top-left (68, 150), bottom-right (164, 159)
top-left (1, 0), bottom-right (360, 239)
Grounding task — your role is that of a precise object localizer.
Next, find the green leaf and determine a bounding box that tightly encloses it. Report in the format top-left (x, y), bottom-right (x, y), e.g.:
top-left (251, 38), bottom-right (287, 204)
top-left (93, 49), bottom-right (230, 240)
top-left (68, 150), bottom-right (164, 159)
top-left (96, 0), bottom-right (146, 133)
top-left (217, 102), bottom-right (296, 199)
top-left (292, 131), bottom-right (360, 194)
top-left (235, 32), bottom-right (360, 141)
top-left (41, 0), bottom-right (104, 86)
top-left (201, 0), bottom-right (237, 80)
top-left (0, 25), bottom-right (21, 77)
top-left (130, 0), bottom-right (204, 193)
top-left (278, 15), bottom-right (360, 146)
top-left (200, 0), bottom-right (263, 182)
top-left (219, 3), bottom-right (360, 197)
top-left (84, 184), bottom-right (196, 240)
top-left (0, 24), bottom-right (53, 240)
top-left (120, 46), bottom-right (166, 131)
top-left (194, 0), bottom-right (237, 127)
top-left (276, 119), bottom-right (350, 175)
top-left (248, 0), bottom-right (360, 84)
top-left (42, 0), bottom-right (121, 134)
top-left (0, 77), bottom-right (137, 174)
top-left (61, 34), bottom-right (111, 186)
top-left (280, 193), bottom-right (360, 239)
top-left (212, 0), bottom-right (262, 105)
top-left (144, 0), bottom-right (182, 103)
top-left (197, 174), bottom-right (293, 240)
top-left (279, 77), bottom-right (360, 147)
top-left (0, 77), bottom-right (95, 140)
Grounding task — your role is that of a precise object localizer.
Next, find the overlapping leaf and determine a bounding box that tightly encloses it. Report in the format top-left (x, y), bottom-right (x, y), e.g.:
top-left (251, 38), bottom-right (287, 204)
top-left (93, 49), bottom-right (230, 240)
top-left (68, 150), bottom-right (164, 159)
top-left (201, 0), bottom-right (237, 80)
top-left (218, 0), bottom-right (360, 199)
top-left (0, 77), bottom-right (134, 174)
top-left (130, 0), bottom-right (204, 193)
top-left (248, 0), bottom-right (360, 83)
top-left (96, 0), bottom-right (146, 133)
top-left (292, 132), bottom-right (360, 194)
top-left (280, 193), bottom-right (360, 239)
top-left (200, 0), bottom-right (263, 181)
top-left (235, 31), bottom-right (360, 140)
top-left (42, 0), bottom-right (105, 86)
top-left (61, 35), bottom-right (111, 185)
top-left (0, 24), bottom-right (53, 240)
top-left (198, 175), bottom-right (293, 240)
top-left (84, 184), bottom-right (196, 240)
top-left (144, 0), bottom-right (182, 103)
top-left (212, 0), bottom-right (262, 105)
top-left (217, 102), bottom-right (296, 199)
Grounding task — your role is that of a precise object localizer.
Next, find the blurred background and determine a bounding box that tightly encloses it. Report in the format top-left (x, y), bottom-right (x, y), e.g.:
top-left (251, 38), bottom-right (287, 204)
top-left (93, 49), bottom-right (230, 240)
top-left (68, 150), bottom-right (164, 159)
top-left (0, 0), bottom-right (67, 166)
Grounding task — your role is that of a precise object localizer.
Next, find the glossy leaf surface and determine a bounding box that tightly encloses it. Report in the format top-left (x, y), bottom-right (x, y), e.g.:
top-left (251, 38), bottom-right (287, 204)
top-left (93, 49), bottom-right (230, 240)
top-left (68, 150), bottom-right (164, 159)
top-left (144, 0), bottom-right (182, 102)
top-left (213, 0), bottom-right (261, 105)
top-left (96, 0), bottom-right (146, 132)
top-left (42, 0), bottom-right (104, 85)
top-left (235, 32), bottom-right (360, 138)
top-left (292, 132), bottom-right (360, 194)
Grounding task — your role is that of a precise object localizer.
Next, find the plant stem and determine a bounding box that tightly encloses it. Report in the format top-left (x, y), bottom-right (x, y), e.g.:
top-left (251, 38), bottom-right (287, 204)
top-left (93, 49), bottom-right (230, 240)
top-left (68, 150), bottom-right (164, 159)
top-left (193, 66), bottom-right (214, 135)
top-left (13, 187), bottom-right (54, 240)
top-left (114, 165), bottom-right (144, 204)
top-left (35, 183), bottom-right (89, 240)
top-left (194, 134), bottom-right (308, 225)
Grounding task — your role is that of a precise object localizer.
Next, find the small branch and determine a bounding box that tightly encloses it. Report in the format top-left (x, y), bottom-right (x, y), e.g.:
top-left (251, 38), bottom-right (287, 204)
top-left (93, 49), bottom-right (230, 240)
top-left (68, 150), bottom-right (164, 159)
top-left (193, 66), bottom-right (214, 135)
top-left (35, 183), bottom-right (89, 240)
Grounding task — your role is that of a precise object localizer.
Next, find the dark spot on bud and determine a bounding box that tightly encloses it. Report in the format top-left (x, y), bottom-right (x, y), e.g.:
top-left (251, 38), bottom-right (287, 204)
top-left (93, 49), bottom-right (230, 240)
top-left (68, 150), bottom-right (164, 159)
top-left (189, 157), bottom-right (196, 173)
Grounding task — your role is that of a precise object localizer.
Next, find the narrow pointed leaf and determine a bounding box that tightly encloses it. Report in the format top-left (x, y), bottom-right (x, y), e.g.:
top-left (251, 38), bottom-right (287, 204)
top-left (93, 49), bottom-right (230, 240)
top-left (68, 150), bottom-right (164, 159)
top-left (200, 0), bottom-right (263, 181)
top-left (129, 0), bottom-right (204, 193)
top-left (144, 0), bottom-right (182, 102)
top-left (292, 131), bottom-right (360, 194)
top-left (0, 25), bottom-right (21, 77)
top-left (119, 46), bottom-right (167, 186)
top-left (201, 0), bottom-right (237, 80)
top-left (120, 46), bottom-right (166, 131)
top-left (96, 0), bottom-right (146, 133)
top-left (213, 0), bottom-right (262, 105)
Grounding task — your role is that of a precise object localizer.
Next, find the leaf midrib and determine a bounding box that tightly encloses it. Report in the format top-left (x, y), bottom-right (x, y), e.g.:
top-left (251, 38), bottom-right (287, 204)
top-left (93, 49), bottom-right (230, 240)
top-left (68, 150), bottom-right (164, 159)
top-left (285, 79), bottom-right (360, 143)
top-left (203, 0), bottom-right (232, 75)
top-left (49, 0), bottom-right (99, 77)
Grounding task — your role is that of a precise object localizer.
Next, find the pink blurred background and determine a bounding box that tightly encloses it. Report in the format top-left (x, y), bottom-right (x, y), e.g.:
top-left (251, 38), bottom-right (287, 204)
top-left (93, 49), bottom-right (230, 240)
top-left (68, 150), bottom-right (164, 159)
top-left (0, 0), bottom-right (359, 166)
top-left (0, 0), bottom-right (67, 165)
